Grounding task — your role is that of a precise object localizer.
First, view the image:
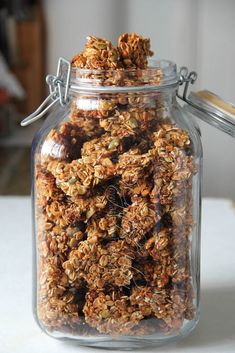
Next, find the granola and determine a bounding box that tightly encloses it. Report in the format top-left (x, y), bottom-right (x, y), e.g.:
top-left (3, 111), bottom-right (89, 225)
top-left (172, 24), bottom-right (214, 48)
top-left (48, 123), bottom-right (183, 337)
top-left (72, 36), bottom-right (120, 70)
top-left (35, 33), bottom-right (198, 338)
top-left (118, 32), bottom-right (153, 69)
top-left (37, 258), bottom-right (81, 330)
top-left (130, 285), bottom-right (194, 332)
top-left (83, 289), bottom-right (143, 335)
top-left (120, 196), bottom-right (159, 246)
top-left (63, 240), bottom-right (134, 289)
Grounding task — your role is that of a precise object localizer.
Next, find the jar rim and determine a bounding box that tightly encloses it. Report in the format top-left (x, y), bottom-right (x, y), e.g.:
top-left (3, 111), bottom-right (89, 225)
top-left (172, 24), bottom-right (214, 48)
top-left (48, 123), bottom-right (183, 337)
top-left (70, 59), bottom-right (179, 92)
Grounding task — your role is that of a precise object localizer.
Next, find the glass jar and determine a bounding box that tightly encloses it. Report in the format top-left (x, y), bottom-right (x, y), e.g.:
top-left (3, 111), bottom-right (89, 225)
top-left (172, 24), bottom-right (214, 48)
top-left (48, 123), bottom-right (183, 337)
top-left (22, 58), bottom-right (234, 349)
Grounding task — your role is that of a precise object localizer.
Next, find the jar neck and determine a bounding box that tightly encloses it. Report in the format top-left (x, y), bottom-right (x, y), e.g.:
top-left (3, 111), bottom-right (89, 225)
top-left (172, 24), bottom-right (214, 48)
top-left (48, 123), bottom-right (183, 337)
top-left (70, 59), bottom-right (178, 90)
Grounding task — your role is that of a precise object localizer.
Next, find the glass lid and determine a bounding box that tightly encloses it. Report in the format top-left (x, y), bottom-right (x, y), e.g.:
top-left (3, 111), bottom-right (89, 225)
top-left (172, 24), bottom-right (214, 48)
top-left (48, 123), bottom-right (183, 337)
top-left (177, 67), bottom-right (235, 138)
top-left (186, 90), bottom-right (235, 137)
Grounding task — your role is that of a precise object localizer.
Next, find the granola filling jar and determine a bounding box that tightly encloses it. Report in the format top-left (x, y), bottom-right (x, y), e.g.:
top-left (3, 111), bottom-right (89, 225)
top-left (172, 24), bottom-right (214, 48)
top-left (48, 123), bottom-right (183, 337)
top-left (30, 61), bottom-right (202, 348)
top-left (22, 32), bottom-right (235, 349)
top-left (26, 34), bottom-right (205, 348)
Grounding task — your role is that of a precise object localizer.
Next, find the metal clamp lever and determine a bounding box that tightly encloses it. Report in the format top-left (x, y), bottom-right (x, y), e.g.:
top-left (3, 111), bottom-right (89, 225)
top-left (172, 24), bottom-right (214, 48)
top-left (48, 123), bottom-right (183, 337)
top-left (21, 57), bottom-right (71, 127)
top-left (176, 66), bottom-right (221, 116)
top-left (176, 66), bottom-right (229, 120)
top-left (176, 66), bottom-right (197, 103)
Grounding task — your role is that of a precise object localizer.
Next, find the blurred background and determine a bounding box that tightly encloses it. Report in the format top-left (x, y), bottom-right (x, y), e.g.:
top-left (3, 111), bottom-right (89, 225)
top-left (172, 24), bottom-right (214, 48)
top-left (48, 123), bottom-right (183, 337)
top-left (0, 0), bottom-right (235, 199)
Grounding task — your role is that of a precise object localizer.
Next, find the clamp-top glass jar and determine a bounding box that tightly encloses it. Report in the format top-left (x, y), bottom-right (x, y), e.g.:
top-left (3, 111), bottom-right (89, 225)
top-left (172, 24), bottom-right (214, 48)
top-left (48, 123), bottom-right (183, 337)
top-left (23, 57), bottom-right (221, 349)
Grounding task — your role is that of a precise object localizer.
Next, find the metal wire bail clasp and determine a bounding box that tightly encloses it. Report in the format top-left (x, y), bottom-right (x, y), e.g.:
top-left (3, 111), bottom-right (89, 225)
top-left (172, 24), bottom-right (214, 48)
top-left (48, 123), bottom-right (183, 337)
top-left (21, 57), bottom-right (71, 126)
top-left (177, 67), bottom-right (197, 103)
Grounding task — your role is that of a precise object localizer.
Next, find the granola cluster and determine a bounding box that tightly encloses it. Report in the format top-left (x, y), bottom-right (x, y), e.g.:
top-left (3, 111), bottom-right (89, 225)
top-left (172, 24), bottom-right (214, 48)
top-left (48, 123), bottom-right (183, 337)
top-left (72, 36), bottom-right (120, 70)
top-left (35, 33), bottom-right (197, 337)
top-left (72, 33), bottom-right (161, 87)
top-left (118, 32), bottom-right (153, 69)
top-left (72, 33), bottom-right (153, 70)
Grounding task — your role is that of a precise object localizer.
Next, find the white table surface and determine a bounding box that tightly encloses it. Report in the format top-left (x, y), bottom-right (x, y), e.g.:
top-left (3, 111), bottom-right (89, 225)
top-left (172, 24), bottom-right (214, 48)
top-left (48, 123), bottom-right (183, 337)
top-left (0, 197), bottom-right (234, 353)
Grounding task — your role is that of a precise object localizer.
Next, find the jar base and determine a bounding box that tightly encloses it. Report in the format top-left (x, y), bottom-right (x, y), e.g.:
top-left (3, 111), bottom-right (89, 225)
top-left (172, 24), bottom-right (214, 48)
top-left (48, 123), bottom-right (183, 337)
top-left (49, 317), bottom-right (200, 351)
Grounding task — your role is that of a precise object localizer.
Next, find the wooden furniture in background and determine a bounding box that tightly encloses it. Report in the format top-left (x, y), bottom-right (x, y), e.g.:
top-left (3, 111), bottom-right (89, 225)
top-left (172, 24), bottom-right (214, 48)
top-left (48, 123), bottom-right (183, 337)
top-left (11, 4), bottom-right (46, 116)
top-left (0, 89), bottom-right (11, 136)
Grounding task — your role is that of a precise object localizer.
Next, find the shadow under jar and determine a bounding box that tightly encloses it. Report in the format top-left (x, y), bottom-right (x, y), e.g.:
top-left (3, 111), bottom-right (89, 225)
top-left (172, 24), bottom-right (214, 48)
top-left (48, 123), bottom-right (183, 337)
top-left (31, 60), bottom-right (202, 349)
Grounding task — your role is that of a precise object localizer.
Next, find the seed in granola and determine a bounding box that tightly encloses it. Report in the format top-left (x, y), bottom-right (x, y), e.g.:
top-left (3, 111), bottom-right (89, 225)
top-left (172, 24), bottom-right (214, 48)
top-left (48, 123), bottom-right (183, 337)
top-left (128, 117), bottom-right (139, 129)
top-left (108, 138), bottom-right (120, 150)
